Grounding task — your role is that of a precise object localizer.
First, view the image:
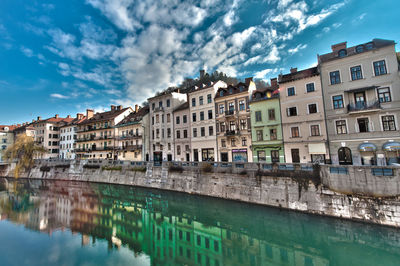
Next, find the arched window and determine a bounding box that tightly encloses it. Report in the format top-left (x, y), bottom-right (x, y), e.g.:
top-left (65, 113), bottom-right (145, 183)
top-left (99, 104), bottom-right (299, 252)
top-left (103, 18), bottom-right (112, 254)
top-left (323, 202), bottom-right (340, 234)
top-left (365, 42), bottom-right (374, 50)
top-left (338, 147), bottom-right (352, 165)
top-left (338, 49), bottom-right (347, 57)
top-left (355, 45), bottom-right (364, 53)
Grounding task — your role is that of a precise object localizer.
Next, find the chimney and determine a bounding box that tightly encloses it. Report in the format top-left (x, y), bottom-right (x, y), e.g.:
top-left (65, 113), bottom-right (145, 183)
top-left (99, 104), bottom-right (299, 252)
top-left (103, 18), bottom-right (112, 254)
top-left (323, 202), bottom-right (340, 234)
top-left (290, 67), bottom-right (297, 74)
top-left (117, 105), bottom-right (122, 110)
top-left (55, 114), bottom-right (59, 119)
top-left (86, 109), bottom-right (94, 119)
top-left (67, 115), bottom-right (71, 119)
top-left (331, 41), bottom-right (347, 52)
top-left (32, 119), bottom-right (36, 123)
top-left (17, 124), bottom-right (21, 127)
top-left (200, 69), bottom-right (205, 78)
top-left (245, 77), bottom-right (253, 85)
top-left (135, 104), bottom-right (139, 112)
top-left (37, 116), bottom-right (41, 121)
top-left (270, 78), bottom-right (278, 87)
top-left (111, 105), bottom-right (116, 110)
top-left (76, 113), bottom-right (84, 120)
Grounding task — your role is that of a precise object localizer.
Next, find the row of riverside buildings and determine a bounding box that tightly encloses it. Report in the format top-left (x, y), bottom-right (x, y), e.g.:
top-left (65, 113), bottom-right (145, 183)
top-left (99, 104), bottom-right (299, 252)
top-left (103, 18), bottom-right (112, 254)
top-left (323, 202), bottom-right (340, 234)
top-left (1, 39), bottom-right (399, 166)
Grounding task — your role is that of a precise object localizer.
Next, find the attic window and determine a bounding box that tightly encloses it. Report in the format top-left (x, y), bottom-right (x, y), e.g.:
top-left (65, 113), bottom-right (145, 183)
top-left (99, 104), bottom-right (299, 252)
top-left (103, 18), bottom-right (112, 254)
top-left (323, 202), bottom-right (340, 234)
top-left (365, 42), bottom-right (374, 50)
top-left (219, 91), bottom-right (224, 96)
top-left (338, 49), bottom-right (347, 57)
top-left (229, 88), bottom-right (233, 94)
top-left (356, 45), bottom-right (364, 53)
top-left (239, 86), bottom-right (244, 92)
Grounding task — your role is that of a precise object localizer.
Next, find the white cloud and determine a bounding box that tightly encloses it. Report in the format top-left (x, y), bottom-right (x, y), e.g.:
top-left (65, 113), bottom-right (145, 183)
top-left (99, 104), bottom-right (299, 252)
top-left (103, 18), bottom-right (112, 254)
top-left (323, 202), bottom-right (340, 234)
top-left (288, 43), bottom-right (307, 54)
top-left (21, 46), bottom-right (34, 57)
top-left (50, 93), bottom-right (70, 99)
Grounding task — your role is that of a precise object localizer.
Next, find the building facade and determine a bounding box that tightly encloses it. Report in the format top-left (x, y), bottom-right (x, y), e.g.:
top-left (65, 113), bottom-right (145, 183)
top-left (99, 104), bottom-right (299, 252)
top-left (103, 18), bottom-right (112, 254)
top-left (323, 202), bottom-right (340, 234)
top-left (215, 79), bottom-right (256, 162)
top-left (188, 81), bottom-right (227, 162)
top-left (75, 106), bottom-right (132, 159)
top-left (0, 125), bottom-right (15, 162)
top-left (148, 91), bottom-right (187, 162)
top-left (278, 67), bottom-right (329, 163)
top-left (115, 105), bottom-right (150, 161)
top-left (319, 39), bottom-right (400, 165)
top-left (59, 113), bottom-right (86, 160)
top-left (173, 103), bottom-right (191, 161)
top-left (250, 78), bottom-right (285, 163)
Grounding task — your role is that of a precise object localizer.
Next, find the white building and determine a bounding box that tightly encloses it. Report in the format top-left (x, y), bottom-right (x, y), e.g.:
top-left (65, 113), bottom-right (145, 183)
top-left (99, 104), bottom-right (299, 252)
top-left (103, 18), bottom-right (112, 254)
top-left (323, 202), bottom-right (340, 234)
top-left (59, 113), bottom-right (86, 159)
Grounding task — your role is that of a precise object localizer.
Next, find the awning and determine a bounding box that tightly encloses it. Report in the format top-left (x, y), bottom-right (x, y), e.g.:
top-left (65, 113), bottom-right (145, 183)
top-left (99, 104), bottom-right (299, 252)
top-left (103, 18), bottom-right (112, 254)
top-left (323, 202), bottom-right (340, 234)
top-left (359, 143), bottom-right (377, 152)
top-left (308, 143), bottom-right (326, 154)
top-left (345, 85), bottom-right (378, 93)
top-left (383, 142), bottom-right (400, 152)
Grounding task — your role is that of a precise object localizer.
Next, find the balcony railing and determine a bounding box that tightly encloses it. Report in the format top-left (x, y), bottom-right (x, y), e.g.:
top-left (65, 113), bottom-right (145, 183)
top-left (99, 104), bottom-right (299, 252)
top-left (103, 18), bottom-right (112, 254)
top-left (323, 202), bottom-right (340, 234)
top-left (77, 125), bottom-right (112, 133)
top-left (118, 145), bottom-right (143, 151)
top-left (154, 107), bottom-right (164, 112)
top-left (347, 101), bottom-right (381, 113)
top-left (225, 130), bottom-right (239, 136)
top-left (119, 134), bottom-right (142, 140)
top-left (75, 147), bottom-right (114, 152)
top-left (225, 110), bottom-right (235, 116)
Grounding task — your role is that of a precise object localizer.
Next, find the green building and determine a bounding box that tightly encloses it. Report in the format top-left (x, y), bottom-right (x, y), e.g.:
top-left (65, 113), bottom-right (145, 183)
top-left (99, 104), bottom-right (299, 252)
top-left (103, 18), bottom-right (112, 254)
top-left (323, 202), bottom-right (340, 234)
top-left (250, 78), bottom-right (284, 163)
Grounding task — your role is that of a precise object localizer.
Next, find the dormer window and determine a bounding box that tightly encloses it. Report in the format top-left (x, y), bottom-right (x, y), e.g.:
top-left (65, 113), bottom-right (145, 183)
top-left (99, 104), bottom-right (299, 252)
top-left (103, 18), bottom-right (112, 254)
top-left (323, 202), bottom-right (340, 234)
top-left (338, 49), bottom-right (347, 57)
top-left (356, 45), bottom-right (364, 53)
top-left (229, 88), bottom-right (233, 94)
top-left (365, 42), bottom-right (374, 50)
top-left (219, 91), bottom-right (224, 97)
top-left (239, 86), bottom-right (244, 92)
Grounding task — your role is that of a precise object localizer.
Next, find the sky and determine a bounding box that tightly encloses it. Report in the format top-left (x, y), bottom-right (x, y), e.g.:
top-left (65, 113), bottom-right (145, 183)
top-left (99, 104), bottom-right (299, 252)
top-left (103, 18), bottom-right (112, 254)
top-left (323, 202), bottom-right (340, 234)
top-left (0, 0), bottom-right (399, 125)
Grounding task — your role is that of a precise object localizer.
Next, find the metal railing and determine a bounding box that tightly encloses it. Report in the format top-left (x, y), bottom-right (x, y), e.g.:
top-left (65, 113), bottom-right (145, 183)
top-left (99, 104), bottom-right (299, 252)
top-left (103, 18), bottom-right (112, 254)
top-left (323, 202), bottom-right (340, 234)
top-left (347, 101), bottom-right (381, 113)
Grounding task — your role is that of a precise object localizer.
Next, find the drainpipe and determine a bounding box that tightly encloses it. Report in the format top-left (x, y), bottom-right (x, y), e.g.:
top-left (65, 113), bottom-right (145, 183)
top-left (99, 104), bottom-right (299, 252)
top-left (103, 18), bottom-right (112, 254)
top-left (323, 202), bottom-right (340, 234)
top-left (318, 63), bottom-right (332, 164)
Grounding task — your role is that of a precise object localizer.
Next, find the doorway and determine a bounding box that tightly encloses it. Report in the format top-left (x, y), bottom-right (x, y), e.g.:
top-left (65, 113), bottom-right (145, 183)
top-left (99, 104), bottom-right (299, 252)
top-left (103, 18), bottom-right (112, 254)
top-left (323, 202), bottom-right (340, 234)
top-left (186, 153), bottom-right (190, 162)
top-left (354, 91), bottom-right (366, 108)
top-left (220, 152), bottom-right (228, 162)
top-left (338, 147), bottom-right (352, 165)
top-left (291, 149), bottom-right (300, 163)
top-left (193, 149), bottom-right (199, 161)
top-left (357, 118), bottom-right (369, 132)
top-left (167, 154), bottom-right (172, 161)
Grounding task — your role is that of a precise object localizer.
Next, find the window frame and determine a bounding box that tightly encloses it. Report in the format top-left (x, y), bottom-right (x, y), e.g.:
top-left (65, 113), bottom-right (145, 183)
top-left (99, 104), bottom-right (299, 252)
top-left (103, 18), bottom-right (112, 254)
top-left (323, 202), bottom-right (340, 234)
top-left (255, 111), bottom-right (262, 122)
top-left (350, 65), bottom-right (363, 81)
top-left (290, 127), bottom-right (300, 138)
top-left (307, 103), bottom-right (318, 114)
top-left (373, 59), bottom-right (387, 76)
top-left (305, 82), bottom-right (315, 93)
top-left (381, 115), bottom-right (397, 131)
top-left (287, 106), bottom-right (298, 117)
top-left (287, 86), bottom-right (296, 96)
top-left (332, 94), bottom-right (345, 109)
top-left (377, 87), bottom-right (391, 103)
top-left (329, 70), bottom-right (341, 85)
top-left (335, 119), bottom-right (348, 135)
top-left (310, 124), bottom-right (320, 136)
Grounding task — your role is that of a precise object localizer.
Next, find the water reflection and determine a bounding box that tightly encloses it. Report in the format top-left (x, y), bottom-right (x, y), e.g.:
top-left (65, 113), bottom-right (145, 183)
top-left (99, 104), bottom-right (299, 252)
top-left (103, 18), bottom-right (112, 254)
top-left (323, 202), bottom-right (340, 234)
top-left (0, 178), bottom-right (400, 266)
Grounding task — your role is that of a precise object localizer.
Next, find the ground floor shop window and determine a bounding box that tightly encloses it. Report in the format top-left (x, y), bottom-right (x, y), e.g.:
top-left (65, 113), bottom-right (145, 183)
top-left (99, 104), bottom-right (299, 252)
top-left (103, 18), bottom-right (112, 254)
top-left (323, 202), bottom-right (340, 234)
top-left (271, 150), bottom-right (280, 163)
top-left (311, 154), bottom-right (325, 164)
top-left (232, 149), bottom-right (248, 162)
top-left (202, 149), bottom-right (214, 161)
top-left (220, 152), bottom-right (228, 162)
top-left (257, 151), bottom-right (266, 162)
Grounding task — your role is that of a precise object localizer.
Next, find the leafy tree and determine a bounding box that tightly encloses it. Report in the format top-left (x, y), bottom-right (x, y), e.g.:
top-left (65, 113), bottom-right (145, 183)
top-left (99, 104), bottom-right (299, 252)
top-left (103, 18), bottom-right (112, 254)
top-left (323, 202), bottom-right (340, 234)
top-left (3, 134), bottom-right (47, 178)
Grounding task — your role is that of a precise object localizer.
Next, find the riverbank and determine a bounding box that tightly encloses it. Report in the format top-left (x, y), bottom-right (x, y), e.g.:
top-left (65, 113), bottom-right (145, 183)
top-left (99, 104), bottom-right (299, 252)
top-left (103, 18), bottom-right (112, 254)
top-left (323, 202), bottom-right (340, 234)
top-left (1, 160), bottom-right (400, 227)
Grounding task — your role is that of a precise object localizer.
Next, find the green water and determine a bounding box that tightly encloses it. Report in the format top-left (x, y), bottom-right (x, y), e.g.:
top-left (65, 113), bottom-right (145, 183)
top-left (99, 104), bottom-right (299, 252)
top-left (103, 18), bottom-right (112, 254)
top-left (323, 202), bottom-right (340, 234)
top-left (0, 178), bottom-right (399, 266)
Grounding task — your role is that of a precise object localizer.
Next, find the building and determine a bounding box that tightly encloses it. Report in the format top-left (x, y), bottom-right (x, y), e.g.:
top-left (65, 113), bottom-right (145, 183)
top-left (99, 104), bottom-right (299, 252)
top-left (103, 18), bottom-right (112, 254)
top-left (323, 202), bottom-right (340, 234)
top-left (148, 90), bottom-right (187, 162)
top-left (173, 102), bottom-right (191, 161)
top-left (188, 80), bottom-right (227, 162)
top-left (0, 125), bottom-right (16, 162)
top-left (319, 39), bottom-right (400, 165)
top-left (215, 79), bottom-right (256, 162)
top-left (115, 105), bottom-right (150, 161)
top-left (249, 78), bottom-right (285, 163)
top-left (31, 115), bottom-right (74, 159)
top-left (59, 113), bottom-right (86, 159)
top-left (75, 105), bottom-right (132, 160)
top-left (13, 123), bottom-right (35, 138)
top-left (278, 67), bottom-right (329, 163)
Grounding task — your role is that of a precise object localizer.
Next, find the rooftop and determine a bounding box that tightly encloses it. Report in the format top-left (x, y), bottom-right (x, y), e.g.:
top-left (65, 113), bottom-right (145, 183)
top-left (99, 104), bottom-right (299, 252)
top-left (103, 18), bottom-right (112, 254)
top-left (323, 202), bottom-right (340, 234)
top-left (278, 67), bottom-right (319, 83)
top-left (116, 106), bottom-right (149, 126)
top-left (80, 107), bottom-right (131, 125)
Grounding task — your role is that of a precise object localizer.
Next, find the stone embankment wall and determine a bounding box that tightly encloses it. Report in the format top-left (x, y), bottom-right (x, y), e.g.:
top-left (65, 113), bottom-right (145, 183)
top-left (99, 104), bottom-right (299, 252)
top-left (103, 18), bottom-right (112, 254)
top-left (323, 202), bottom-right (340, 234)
top-left (1, 160), bottom-right (400, 227)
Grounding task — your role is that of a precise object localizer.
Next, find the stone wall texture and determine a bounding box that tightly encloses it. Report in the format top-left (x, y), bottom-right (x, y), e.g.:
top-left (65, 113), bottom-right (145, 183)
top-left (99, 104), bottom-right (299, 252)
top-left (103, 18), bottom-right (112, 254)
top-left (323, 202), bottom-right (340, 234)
top-left (1, 161), bottom-right (400, 227)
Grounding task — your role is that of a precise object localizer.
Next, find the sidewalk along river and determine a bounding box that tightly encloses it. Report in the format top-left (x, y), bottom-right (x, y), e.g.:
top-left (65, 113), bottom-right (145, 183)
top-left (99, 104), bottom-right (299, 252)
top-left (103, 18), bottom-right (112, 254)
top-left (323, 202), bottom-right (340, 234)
top-left (0, 177), bottom-right (399, 266)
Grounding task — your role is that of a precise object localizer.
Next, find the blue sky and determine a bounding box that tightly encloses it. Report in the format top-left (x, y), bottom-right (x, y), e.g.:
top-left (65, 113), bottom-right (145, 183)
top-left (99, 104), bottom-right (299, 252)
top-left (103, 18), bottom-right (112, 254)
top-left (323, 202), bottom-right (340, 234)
top-left (0, 0), bottom-right (399, 125)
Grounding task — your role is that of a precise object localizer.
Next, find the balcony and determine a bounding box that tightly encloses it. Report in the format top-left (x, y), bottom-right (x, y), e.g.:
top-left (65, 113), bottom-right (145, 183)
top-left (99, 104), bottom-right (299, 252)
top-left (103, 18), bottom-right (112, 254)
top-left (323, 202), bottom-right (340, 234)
top-left (118, 145), bottom-right (143, 151)
top-left (225, 110), bottom-right (235, 116)
top-left (154, 107), bottom-right (164, 112)
top-left (347, 101), bottom-right (381, 114)
top-left (118, 134), bottom-right (142, 140)
top-left (225, 130), bottom-right (239, 136)
top-left (77, 125), bottom-right (112, 133)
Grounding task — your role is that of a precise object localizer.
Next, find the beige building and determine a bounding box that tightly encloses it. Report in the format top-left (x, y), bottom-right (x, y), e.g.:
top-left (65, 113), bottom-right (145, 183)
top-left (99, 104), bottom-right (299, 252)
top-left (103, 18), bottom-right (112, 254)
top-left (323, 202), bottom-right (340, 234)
top-left (75, 105), bottom-right (132, 159)
top-left (0, 125), bottom-right (15, 162)
top-left (188, 80), bottom-right (227, 162)
top-left (215, 79), bottom-right (256, 162)
top-left (115, 105), bottom-right (150, 161)
top-left (173, 102), bottom-right (191, 161)
top-left (278, 67), bottom-right (329, 163)
top-left (319, 39), bottom-right (400, 165)
top-left (148, 90), bottom-right (187, 162)
top-left (13, 123), bottom-right (35, 138)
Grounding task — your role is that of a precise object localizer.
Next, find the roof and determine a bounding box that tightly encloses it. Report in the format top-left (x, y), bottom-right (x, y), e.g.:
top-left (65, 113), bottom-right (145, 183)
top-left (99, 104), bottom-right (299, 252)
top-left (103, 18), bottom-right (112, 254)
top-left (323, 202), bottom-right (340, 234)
top-left (173, 102), bottom-right (189, 112)
top-left (116, 106), bottom-right (149, 127)
top-left (13, 124), bottom-right (35, 132)
top-left (251, 82), bottom-right (280, 102)
top-left (80, 107), bottom-right (130, 125)
top-left (215, 82), bottom-right (249, 99)
top-left (319, 39), bottom-right (395, 64)
top-left (0, 125), bottom-right (17, 132)
top-left (45, 117), bottom-right (74, 124)
top-left (278, 67), bottom-right (319, 83)
top-left (60, 116), bottom-right (87, 128)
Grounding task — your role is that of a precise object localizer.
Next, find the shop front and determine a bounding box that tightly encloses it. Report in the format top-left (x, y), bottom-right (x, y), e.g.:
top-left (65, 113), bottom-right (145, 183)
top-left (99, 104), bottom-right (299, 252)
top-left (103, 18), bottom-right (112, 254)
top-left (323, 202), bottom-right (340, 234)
top-left (359, 143), bottom-right (377, 165)
top-left (202, 148), bottom-right (215, 161)
top-left (308, 143), bottom-right (327, 164)
top-left (232, 149), bottom-right (248, 162)
top-left (383, 142), bottom-right (400, 165)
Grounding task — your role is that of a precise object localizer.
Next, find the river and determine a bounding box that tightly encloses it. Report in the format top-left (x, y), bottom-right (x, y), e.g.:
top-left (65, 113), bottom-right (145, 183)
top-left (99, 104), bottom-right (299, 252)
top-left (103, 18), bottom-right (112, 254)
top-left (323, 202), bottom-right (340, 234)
top-left (0, 178), bottom-right (399, 266)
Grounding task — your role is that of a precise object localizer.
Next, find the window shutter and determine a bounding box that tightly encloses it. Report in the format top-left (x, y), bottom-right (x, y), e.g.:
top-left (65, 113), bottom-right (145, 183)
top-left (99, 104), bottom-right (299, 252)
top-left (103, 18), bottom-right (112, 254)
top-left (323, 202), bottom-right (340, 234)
top-left (215, 102), bottom-right (218, 117)
top-left (247, 117), bottom-right (251, 131)
top-left (245, 96), bottom-right (249, 110)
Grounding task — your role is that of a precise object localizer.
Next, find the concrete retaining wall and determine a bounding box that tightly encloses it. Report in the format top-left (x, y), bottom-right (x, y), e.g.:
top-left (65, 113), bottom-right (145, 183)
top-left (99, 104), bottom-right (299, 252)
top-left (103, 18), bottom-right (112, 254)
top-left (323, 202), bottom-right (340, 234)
top-left (2, 160), bottom-right (400, 227)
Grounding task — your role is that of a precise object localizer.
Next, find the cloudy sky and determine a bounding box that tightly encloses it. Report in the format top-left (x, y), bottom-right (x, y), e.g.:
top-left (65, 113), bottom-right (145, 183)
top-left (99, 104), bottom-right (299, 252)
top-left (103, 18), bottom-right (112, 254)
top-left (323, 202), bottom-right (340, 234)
top-left (0, 0), bottom-right (398, 124)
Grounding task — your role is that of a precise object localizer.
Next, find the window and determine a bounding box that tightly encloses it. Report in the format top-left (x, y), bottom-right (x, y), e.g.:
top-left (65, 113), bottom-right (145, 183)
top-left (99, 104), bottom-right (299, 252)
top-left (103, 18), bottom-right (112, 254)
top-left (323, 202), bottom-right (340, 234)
top-left (162, 129), bottom-right (164, 138)
top-left (356, 45), bottom-right (364, 53)
top-left (330, 71), bottom-right (341, 85)
top-left (200, 111), bottom-right (204, 121)
top-left (239, 119), bottom-right (246, 130)
top-left (268, 109), bottom-right (275, 120)
top-left (357, 118), bottom-right (369, 133)
top-left (159, 101), bottom-right (163, 107)
top-left (306, 83), bottom-right (315, 93)
top-left (231, 139), bottom-right (236, 147)
top-left (207, 94), bottom-right (212, 103)
top-left (183, 115), bottom-right (187, 123)
top-left (291, 127), bottom-right (300, 138)
top-left (167, 128), bottom-right (171, 138)
top-left (310, 125), bottom-right (320, 136)
top-left (209, 126), bottom-right (213, 136)
top-left (177, 145), bottom-right (181, 155)
top-left (152, 103), bottom-right (155, 110)
top-left (270, 129), bottom-right (277, 140)
top-left (208, 110), bottom-right (213, 119)
top-left (219, 90), bottom-right (224, 97)
top-left (242, 138), bottom-right (247, 146)
top-left (192, 98), bottom-right (196, 107)
top-left (166, 99), bottom-right (170, 107)
top-left (239, 100), bottom-right (245, 111)
top-left (365, 42), bottom-right (374, 50)
top-left (229, 121), bottom-right (235, 131)
top-left (167, 114), bottom-right (170, 123)
top-left (228, 102), bottom-right (234, 112)
top-left (176, 116), bottom-right (180, 124)
top-left (161, 114), bottom-right (164, 123)
top-left (193, 128), bottom-right (197, 137)
top-left (332, 95), bottom-right (344, 109)
top-left (382, 115), bottom-right (396, 131)
top-left (256, 130), bottom-right (263, 141)
top-left (220, 122), bottom-right (225, 132)
top-left (378, 87), bottom-right (391, 103)
top-left (176, 130), bottom-right (181, 139)
top-left (287, 107), bottom-right (297, 117)
top-left (287, 87), bottom-right (295, 96)
top-left (201, 127), bottom-right (205, 137)
top-left (350, 65), bottom-right (363, 80)
top-left (336, 120), bottom-right (347, 134)
top-left (255, 111), bottom-right (262, 122)
top-left (192, 113), bottom-right (197, 122)
top-left (221, 140), bottom-right (226, 147)
top-left (199, 96), bottom-right (203, 105)
top-left (308, 103), bottom-right (317, 114)
top-left (219, 104), bottom-right (225, 114)
top-left (183, 130), bottom-right (188, 138)
top-left (156, 129), bottom-right (160, 138)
